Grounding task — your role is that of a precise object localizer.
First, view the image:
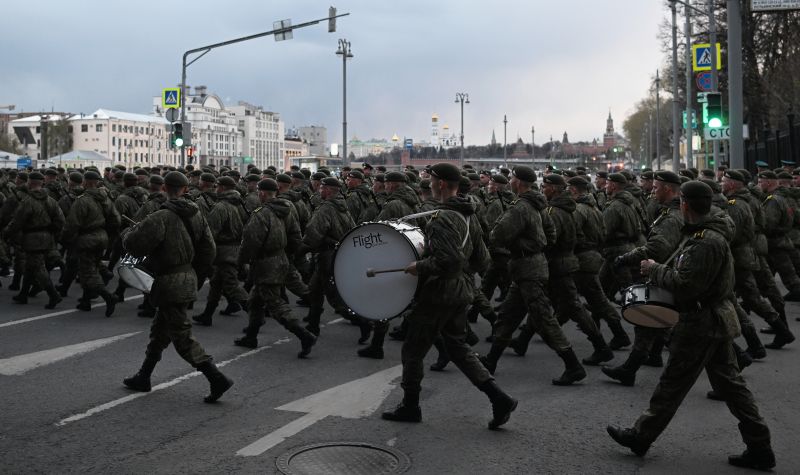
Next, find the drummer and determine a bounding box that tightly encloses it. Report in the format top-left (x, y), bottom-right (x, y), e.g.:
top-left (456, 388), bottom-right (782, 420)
top-left (602, 170), bottom-right (683, 386)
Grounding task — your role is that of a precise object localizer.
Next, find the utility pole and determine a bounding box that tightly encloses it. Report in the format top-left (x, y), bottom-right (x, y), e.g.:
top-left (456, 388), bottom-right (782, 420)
top-left (671, 0), bottom-right (680, 171)
top-left (503, 115), bottom-right (508, 164)
top-left (685, 1), bottom-right (693, 169)
top-left (455, 92), bottom-right (469, 167)
top-left (655, 69), bottom-right (661, 170)
top-left (531, 125), bottom-right (535, 166)
top-left (337, 39), bottom-right (353, 164)
top-left (648, 114), bottom-right (653, 169)
top-left (728, 0), bottom-right (744, 169)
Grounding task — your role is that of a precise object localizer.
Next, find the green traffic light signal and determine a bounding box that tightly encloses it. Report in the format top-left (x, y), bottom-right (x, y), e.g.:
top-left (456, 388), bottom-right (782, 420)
top-left (707, 93), bottom-right (722, 128)
top-left (172, 123), bottom-right (183, 148)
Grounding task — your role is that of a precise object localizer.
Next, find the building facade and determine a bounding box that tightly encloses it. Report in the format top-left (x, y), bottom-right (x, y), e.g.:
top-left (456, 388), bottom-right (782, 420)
top-left (6, 114), bottom-right (70, 160)
top-left (297, 125), bottom-right (327, 156)
top-left (229, 101), bottom-right (284, 171)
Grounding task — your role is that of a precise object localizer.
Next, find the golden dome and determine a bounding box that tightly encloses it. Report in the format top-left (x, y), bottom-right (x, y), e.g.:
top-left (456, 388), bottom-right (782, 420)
top-left (431, 113), bottom-right (439, 121)
top-left (391, 133), bottom-right (399, 142)
top-left (443, 124), bottom-right (449, 129)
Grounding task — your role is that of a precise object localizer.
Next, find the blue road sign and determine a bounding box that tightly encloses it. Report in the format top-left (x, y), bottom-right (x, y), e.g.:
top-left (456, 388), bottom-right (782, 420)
top-left (16, 157), bottom-right (31, 170)
top-left (404, 138), bottom-right (413, 150)
top-left (162, 88), bottom-right (181, 109)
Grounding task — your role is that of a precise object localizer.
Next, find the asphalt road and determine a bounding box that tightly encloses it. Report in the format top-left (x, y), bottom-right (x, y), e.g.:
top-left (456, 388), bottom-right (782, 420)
top-left (1, 272), bottom-right (798, 474)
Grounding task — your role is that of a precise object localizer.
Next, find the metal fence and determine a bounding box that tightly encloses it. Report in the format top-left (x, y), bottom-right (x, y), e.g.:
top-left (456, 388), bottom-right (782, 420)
top-left (744, 114), bottom-right (799, 171)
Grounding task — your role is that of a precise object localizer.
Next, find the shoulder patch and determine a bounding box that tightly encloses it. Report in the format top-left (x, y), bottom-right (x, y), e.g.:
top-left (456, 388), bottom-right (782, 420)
top-left (693, 229), bottom-right (706, 239)
top-left (253, 206), bottom-right (262, 213)
top-left (431, 210), bottom-right (440, 220)
top-left (728, 199), bottom-right (736, 205)
top-left (547, 206), bottom-right (553, 215)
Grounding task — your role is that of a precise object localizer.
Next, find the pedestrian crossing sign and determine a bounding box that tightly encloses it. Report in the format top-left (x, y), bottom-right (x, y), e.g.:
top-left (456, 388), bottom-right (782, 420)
top-left (692, 43), bottom-right (722, 72)
top-left (162, 88), bottom-right (181, 109)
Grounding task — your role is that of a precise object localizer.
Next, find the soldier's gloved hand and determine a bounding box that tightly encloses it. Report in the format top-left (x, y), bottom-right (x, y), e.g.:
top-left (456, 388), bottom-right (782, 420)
top-left (237, 265), bottom-right (249, 281)
top-left (613, 256), bottom-right (627, 269)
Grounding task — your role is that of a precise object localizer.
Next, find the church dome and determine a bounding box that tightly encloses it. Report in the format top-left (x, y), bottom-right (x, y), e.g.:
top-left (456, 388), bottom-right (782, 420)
top-left (391, 133), bottom-right (399, 142)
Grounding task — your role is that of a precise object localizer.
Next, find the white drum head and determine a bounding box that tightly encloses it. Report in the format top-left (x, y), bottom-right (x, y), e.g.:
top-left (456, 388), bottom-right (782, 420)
top-left (622, 304), bottom-right (679, 329)
top-left (118, 266), bottom-right (153, 293)
top-left (333, 222), bottom-right (423, 320)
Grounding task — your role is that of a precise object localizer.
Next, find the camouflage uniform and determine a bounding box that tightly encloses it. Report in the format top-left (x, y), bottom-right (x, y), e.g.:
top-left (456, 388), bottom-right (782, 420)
top-left (599, 189), bottom-right (643, 300)
top-left (741, 189), bottom-right (786, 320)
top-left (204, 190), bottom-right (250, 316)
top-left (195, 189), bottom-right (217, 218)
top-left (346, 184), bottom-right (379, 224)
top-left (57, 185), bottom-right (83, 292)
top-left (762, 191), bottom-right (800, 294)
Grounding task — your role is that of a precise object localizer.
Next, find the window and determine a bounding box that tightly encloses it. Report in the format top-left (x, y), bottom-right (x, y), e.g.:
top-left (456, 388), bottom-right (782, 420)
top-left (112, 137), bottom-right (116, 146)
top-left (112, 124), bottom-right (117, 132)
top-left (96, 124), bottom-right (103, 132)
top-left (81, 124), bottom-right (88, 132)
top-left (36, 126), bottom-right (41, 133)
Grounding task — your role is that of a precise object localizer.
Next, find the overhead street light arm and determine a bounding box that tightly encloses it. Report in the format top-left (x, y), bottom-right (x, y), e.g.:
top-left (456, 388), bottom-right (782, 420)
top-left (670, 0), bottom-right (706, 17)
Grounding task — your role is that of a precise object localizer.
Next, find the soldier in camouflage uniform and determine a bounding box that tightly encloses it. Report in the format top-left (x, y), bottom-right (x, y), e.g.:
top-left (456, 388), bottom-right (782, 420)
top-left (759, 171), bottom-right (800, 304)
top-left (372, 173), bottom-right (388, 209)
top-left (566, 176), bottom-right (631, 350)
top-left (192, 176), bottom-right (250, 325)
top-left (194, 173), bottom-right (217, 218)
top-left (598, 173), bottom-right (644, 301)
top-left (475, 174), bottom-right (514, 322)
top-left (132, 174), bottom-right (167, 318)
top-left (243, 174), bottom-right (262, 213)
top-left (594, 171), bottom-right (609, 210)
top-left (382, 163), bottom-right (517, 430)
top-left (107, 173), bottom-right (146, 301)
top-left (302, 177), bottom-right (356, 336)
top-left (278, 174), bottom-right (313, 284)
top-left (233, 179), bottom-right (317, 357)
top-left (603, 171), bottom-right (684, 386)
top-left (61, 171), bottom-right (120, 316)
top-left (608, 181), bottom-right (776, 472)
top-left (2, 172), bottom-right (29, 291)
top-left (481, 166), bottom-right (587, 386)
top-left (123, 172), bottom-right (233, 404)
top-left (3, 172), bottom-right (63, 308)
top-left (56, 172), bottom-right (85, 296)
top-left (776, 171), bottom-right (800, 294)
top-left (345, 170), bottom-right (379, 224)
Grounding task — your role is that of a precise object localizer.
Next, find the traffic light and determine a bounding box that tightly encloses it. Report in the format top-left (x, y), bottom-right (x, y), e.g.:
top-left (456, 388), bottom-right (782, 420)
top-left (172, 123), bottom-right (184, 148)
top-left (707, 92), bottom-right (722, 128)
top-left (328, 6), bottom-right (337, 32)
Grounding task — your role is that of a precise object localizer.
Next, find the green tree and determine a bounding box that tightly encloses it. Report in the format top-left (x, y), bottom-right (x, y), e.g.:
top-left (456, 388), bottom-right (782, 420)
top-left (0, 132), bottom-right (23, 154)
top-left (46, 117), bottom-right (73, 158)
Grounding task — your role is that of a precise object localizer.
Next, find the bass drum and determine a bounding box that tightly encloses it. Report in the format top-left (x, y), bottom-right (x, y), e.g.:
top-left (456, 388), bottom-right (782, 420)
top-left (621, 283), bottom-right (678, 329)
top-left (333, 221), bottom-right (425, 321)
top-left (117, 253), bottom-right (154, 293)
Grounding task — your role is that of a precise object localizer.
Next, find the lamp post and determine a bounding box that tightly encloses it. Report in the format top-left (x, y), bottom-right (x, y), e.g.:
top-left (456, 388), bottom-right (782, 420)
top-left (531, 125), bottom-right (535, 166)
top-left (503, 115), bottom-right (508, 165)
top-left (655, 70), bottom-right (661, 170)
top-left (455, 92), bottom-right (469, 167)
top-left (336, 39), bottom-right (353, 164)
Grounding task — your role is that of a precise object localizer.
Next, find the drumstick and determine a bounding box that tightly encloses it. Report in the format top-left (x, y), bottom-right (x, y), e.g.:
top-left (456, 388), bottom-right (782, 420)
top-left (365, 267), bottom-right (407, 278)
top-left (122, 215), bottom-right (138, 225)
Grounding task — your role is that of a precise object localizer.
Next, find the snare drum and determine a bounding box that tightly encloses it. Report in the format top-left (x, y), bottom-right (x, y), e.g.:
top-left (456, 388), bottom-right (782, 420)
top-left (332, 221), bottom-right (425, 321)
top-left (117, 253), bottom-right (154, 293)
top-left (621, 283), bottom-right (678, 328)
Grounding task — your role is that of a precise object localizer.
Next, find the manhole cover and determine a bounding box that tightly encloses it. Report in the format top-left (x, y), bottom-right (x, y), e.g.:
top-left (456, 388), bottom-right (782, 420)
top-left (276, 442), bottom-right (411, 475)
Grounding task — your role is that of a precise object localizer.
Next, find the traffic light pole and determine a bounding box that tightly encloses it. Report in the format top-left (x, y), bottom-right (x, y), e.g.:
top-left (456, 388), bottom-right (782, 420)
top-left (177, 10), bottom-right (350, 167)
top-left (709, 0), bottom-right (719, 167)
top-left (727, 0), bottom-right (744, 169)
top-left (685, 2), bottom-right (693, 169)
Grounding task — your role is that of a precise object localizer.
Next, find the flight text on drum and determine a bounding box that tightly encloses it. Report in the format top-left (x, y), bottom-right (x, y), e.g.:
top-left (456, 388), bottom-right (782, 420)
top-left (352, 232), bottom-right (385, 249)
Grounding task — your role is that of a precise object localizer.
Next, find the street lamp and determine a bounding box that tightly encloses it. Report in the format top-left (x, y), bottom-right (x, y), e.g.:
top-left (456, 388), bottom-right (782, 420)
top-left (454, 92), bottom-right (469, 167)
top-left (336, 39), bottom-right (353, 163)
top-left (503, 115), bottom-right (508, 165)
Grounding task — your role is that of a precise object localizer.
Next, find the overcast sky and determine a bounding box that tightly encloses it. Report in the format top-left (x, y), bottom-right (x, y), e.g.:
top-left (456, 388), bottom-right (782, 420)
top-left (1, 0), bottom-right (664, 146)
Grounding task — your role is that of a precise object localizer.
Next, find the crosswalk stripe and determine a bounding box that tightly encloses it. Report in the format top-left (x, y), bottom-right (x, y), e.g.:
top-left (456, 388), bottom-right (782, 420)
top-left (0, 295), bottom-right (144, 329)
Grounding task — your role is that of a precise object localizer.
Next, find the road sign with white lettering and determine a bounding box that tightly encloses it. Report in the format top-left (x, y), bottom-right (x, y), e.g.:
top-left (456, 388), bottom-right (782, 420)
top-left (704, 125), bottom-right (750, 140)
top-left (751, 0), bottom-right (800, 11)
top-left (162, 88), bottom-right (181, 109)
top-left (692, 43), bottom-right (723, 71)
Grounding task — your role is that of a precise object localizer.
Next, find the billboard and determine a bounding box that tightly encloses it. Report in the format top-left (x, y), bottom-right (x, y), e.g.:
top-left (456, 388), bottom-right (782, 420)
top-left (752, 0), bottom-right (800, 11)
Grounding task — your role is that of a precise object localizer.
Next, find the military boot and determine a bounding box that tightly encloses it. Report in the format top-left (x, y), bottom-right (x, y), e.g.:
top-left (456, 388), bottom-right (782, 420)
top-left (783, 290), bottom-right (800, 302)
top-left (113, 284), bottom-right (126, 302)
top-left (382, 392), bottom-right (422, 423)
top-left (607, 320), bottom-right (632, 350)
top-left (286, 321), bottom-right (317, 359)
top-left (728, 447), bottom-right (776, 471)
top-left (192, 301), bottom-right (218, 327)
top-left (606, 425), bottom-right (650, 456)
top-left (28, 284), bottom-right (42, 298)
top-left (8, 273), bottom-right (21, 291)
top-left (552, 349), bottom-right (587, 386)
top-left (234, 326), bottom-right (259, 349)
top-left (602, 350), bottom-right (648, 386)
top-left (388, 319), bottom-right (408, 341)
top-left (196, 361), bottom-right (234, 403)
top-left (479, 344), bottom-right (505, 375)
top-left (44, 283), bottom-right (62, 310)
top-left (509, 324), bottom-right (535, 356)
top-left (478, 380), bottom-right (518, 430)
top-left (466, 324), bottom-right (480, 346)
top-left (429, 339), bottom-right (449, 371)
top-left (358, 327), bottom-right (386, 360)
top-left (358, 321), bottom-right (372, 345)
top-left (219, 300), bottom-right (242, 316)
top-left (582, 334), bottom-right (615, 366)
top-left (764, 318), bottom-right (796, 349)
top-left (734, 342), bottom-right (753, 370)
top-left (123, 357), bottom-right (159, 392)
top-left (741, 322), bottom-right (767, 359)
top-left (643, 339), bottom-right (664, 367)
top-left (99, 290), bottom-right (118, 317)
top-left (304, 307), bottom-right (323, 336)
top-left (12, 278), bottom-right (30, 304)
top-left (466, 306), bottom-right (480, 323)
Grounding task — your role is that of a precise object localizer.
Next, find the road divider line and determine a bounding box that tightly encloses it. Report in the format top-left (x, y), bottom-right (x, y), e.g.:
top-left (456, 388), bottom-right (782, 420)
top-left (0, 295), bottom-right (144, 329)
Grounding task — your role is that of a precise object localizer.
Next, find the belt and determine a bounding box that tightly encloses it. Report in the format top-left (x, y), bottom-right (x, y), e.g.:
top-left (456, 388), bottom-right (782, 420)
top-left (79, 226), bottom-right (104, 235)
top-left (216, 239), bottom-right (240, 245)
top-left (155, 263), bottom-right (194, 277)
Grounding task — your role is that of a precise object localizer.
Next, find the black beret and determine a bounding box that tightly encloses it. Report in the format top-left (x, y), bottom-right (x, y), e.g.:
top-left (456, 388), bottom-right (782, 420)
top-left (348, 170), bottom-right (365, 180)
top-left (245, 174), bottom-right (261, 183)
top-left (480, 169), bottom-right (492, 176)
top-left (575, 166), bottom-right (587, 172)
top-left (200, 173), bottom-right (216, 184)
top-left (463, 164), bottom-right (474, 170)
top-left (405, 171), bottom-right (418, 183)
top-left (430, 163), bottom-right (462, 182)
top-left (777, 171), bottom-right (793, 180)
top-left (321, 177), bottom-right (341, 188)
top-left (758, 171), bottom-right (777, 180)
top-left (543, 174), bottom-right (566, 186)
top-left (276, 174), bottom-right (293, 184)
top-left (123, 172), bottom-right (138, 184)
top-left (377, 166), bottom-right (387, 172)
top-left (499, 167), bottom-right (510, 175)
top-left (114, 170), bottom-right (124, 179)
top-left (679, 176), bottom-right (690, 183)
top-left (17, 172), bottom-right (28, 181)
top-left (562, 170), bottom-right (577, 178)
top-left (228, 170), bottom-right (241, 177)
top-left (608, 173), bottom-right (627, 184)
top-left (491, 174), bottom-right (509, 185)
top-left (512, 166), bottom-right (537, 183)
top-left (385, 171), bottom-right (407, 183)
top-left (374, 174), bottom-right (385, 183)
top-left (467, 173), bottom-right (480, 181)
top-left (84, 171), bottom-right (101, 180)
top-left (264, 169), bottom-right (277, 177)
top-left (654, 170), bottom-right (681, 185)
top-left (362, 162), bottom-right (373, 170)
top-left (699, 178), bottom-right (721, 193)
top-left (114, 164), bottom-right (126, 171)
top-left (69, 172), bottom-right (84, 184)
top-left (135, 169), bottom-right (148, 176)
top-left (29, 171), bottom-right (44, 181)
top-left (678, 169), bottom-right (697, 180)
top-left (44, 168), bottom-right (58, 176)
top-left (681, 180), bottom-right (712, 198)
top-left (458, 176), bottom-right (471, 192)
top-left (289, 165), bottom-right (300, 171)
top-left (56, 167), bottom-right (65, 173)
top-left (620, 170), bottom-right (634, 182)
top-left (723, 170), bottom-right (745, 183)
top-left (775, 167), bottom-right (787, 174)
top-left (291, 171), bottom-right (305, 180)
top-left (104, 167), bottom-right (112, 172)
top-left (596, 171), bottom-right (608, 178)
top-left (301, 169), bottom-right (311, 179)
top-left (149, 174), bottom-right (165, 185)
top-left (342, 166), bottom-right (352, 172)
top-left (311, 172), bottom-right (326, 181)
top-left (700, 169), bottom-right (715, 178)
top-left (257, 178), bottom-right (278, 191)
top-left (640, 171), bottom-right (654, 180)
top-left (420, 179), bottom-right (431, 190)
top-left (249, 168), bottom-right (262, 175)
top-left (217, 176), bottom-right (236, 188)
top-left (164, 171), bottom-right (189, 187)
top-left (567, 176), bottom-right (589, 188)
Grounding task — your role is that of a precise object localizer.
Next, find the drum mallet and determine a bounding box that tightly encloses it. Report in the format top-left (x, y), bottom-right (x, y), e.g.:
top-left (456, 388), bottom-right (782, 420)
top-left (366, 267), bottom-right (407, 278)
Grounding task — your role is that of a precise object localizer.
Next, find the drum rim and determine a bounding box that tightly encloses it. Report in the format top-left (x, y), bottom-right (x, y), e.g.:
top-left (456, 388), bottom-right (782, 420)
top-left (621, 302), bottom-right (679, 328)
top-left (331, 220), bottom-right (423, 321)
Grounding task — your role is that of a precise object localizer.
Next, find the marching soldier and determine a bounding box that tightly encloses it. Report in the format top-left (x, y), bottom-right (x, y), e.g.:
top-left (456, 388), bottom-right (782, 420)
top-left (193, 176), bottom-right (250, 325)
top-left (3, 172), bottom-right (64, 309)
top-left (57, 172), bottom-right (84, 296)
top-left (759, 171), bottom-right (800, 303)
top-left (594, 171), bottom-right (609, 210)
top-left (2, 172), bottom-right (29, 291)
top-left (61, 171), bottom-right (121, 316)
top-left (194, 173), bottom-right (218, 217)
top-left (345, 170), bottom-right (379, 224)
top-left (372, 173), bottom-right (388, 208)
top-left (608, 181), bottom-right (776, 472)
top-left (243, 174), bottom-right (262, 213)
top-left (234, 178), bottom-right (317, 357)
top-left (382, 162), bottom-right (517, 430)
top-left (122, 171), bottom-right (233, 404)
top-left (476, 174), bottom-right (514, 321)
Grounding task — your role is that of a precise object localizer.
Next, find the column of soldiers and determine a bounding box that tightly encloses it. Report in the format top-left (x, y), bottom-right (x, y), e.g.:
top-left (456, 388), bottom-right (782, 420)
top-left (2, 157), bottom-right (799, 470)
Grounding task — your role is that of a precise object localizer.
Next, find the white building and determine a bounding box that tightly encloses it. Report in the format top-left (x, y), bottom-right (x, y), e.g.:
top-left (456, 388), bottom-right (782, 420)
top-left (153, 85), bottom-right (242, 168)
top-left (7, 114), bottom-right (69, 161)
top-left (229, 101), bottom-right (284, 171)
top-left (298, 125), bottom-right (327, 156)
top-left (430, 113), bottom-right (440, 148)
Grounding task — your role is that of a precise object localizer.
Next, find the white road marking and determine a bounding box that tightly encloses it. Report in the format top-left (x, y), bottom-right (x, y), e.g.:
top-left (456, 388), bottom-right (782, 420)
top-left (386, 437), bottom-right (397, 447)
top-left (0, 332), bottom-right (141, 376)
top-left (327, 318), bottom-right (344, 325)
top-left (0, 294), bottom-right (144, 329)
top-left (236, 365), bottom-right (402, 457)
